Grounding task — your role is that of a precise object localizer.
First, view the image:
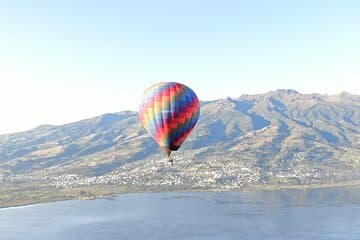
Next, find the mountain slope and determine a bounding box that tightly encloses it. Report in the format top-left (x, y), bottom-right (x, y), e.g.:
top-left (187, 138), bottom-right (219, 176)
top-left (1, 90), bottom-right (360, 192)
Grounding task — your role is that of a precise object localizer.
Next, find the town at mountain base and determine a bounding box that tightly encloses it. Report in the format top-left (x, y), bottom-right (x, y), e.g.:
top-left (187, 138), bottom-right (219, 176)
top-left (1, 90), bottom-right (359, 207)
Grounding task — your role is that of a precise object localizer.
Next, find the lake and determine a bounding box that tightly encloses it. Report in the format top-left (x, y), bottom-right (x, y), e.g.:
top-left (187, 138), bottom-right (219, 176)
top-left (1, 187), bottom-right (360, 240)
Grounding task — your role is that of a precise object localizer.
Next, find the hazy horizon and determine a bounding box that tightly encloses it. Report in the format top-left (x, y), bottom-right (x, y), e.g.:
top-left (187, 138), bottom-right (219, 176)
top-left (0, 88), bottom-right (358, 135)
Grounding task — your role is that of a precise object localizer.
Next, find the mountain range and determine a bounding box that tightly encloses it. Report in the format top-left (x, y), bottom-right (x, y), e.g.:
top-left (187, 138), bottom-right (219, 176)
top-left (1, 89), bottom-right (360, 206)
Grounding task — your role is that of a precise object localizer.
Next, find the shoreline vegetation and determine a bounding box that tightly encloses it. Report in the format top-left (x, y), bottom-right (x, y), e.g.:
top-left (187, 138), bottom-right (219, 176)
top-left (1, 180), bottom-right (360, 209)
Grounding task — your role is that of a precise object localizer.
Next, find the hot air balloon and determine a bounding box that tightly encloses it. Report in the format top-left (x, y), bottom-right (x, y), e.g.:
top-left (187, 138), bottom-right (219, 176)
top-left (139, 82), bottom-right (200, 164)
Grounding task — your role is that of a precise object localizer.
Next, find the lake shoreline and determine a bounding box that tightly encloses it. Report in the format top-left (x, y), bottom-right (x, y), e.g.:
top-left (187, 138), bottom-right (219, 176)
top-left (2, 180), bottom-right (360, 210)
top-left (2, 185), bottom-right (359, 239)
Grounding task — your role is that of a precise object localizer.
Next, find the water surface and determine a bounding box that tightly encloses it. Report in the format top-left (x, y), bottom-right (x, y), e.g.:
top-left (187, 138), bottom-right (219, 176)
top-left (1, 187), bottom-right (360, 239)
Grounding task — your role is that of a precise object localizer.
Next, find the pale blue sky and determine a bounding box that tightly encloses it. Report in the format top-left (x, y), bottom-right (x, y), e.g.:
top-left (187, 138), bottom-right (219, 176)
top-left (0, 0), bottom-right (359, 133)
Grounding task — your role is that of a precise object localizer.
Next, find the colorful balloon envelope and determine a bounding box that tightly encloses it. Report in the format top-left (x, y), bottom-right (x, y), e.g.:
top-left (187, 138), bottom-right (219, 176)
top-left (139, 82), bottom-right (200, 157)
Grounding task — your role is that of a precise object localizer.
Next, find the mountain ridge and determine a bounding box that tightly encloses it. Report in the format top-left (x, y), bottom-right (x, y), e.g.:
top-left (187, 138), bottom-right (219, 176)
top-left (1, 89), bottom-right (359, 207)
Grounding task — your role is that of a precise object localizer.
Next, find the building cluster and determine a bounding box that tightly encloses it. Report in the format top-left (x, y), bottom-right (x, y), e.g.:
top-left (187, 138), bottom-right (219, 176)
top-left (43, 164), bottom-right (360, 190)
top-left (5, 156), bottom-right (360, 191)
